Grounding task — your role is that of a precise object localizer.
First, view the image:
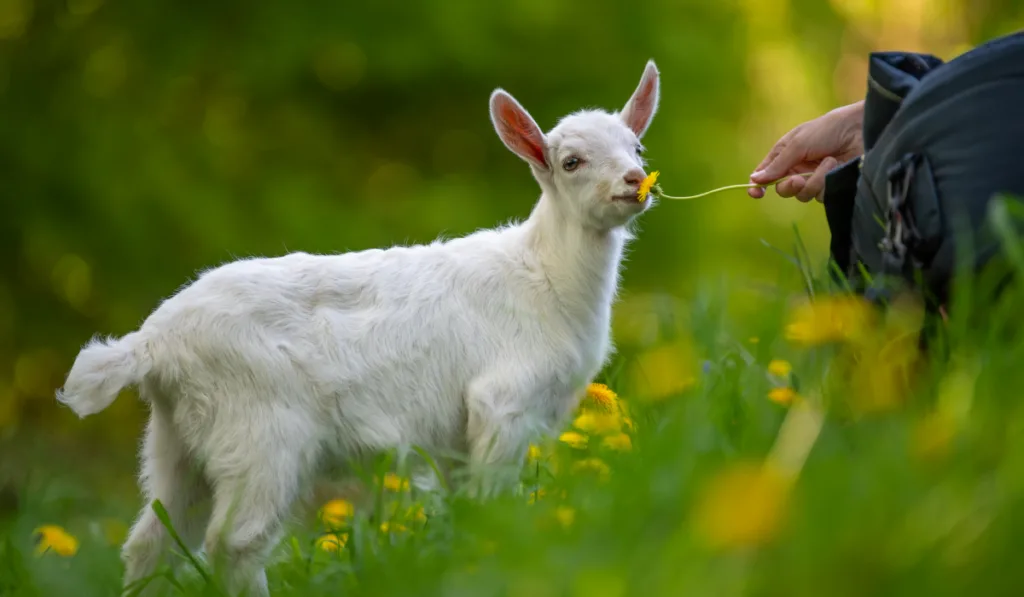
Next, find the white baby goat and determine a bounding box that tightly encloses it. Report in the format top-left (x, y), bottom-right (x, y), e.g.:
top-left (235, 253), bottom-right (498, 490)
top-left (57, 60), bottom-right (661, 596)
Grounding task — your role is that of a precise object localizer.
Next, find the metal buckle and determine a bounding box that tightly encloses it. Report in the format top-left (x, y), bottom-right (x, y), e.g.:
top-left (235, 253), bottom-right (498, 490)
top-left (879, 154), bottom-right (919, 276)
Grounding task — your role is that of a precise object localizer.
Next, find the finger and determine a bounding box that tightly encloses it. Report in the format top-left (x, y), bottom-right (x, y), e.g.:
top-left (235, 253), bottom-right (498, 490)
top-left (775, 175), bottom-right (806, 198)
top-left (752, 161), bottom-right (817, 198)
top-left (752, 138), bottom-right (805, 183)
top-left (749, 127), bottom-right (801, 184)
top-left (752, 127), bottom-right (799, 173)
top-left (796, 157), bottom-right (838, 203)
top-left (752, 143), bottom-right (784, 177)
top-left (749, 150), bottom-right (783, 188)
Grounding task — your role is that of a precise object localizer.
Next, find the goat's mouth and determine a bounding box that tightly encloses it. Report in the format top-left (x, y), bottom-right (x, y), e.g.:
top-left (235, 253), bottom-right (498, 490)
top-left (611, 193), bottom-right (643, 203)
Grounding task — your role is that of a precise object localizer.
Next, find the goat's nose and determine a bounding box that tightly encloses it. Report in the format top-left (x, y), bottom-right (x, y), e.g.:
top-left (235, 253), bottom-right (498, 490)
top-left (623, 168), bottom-right (646, 187)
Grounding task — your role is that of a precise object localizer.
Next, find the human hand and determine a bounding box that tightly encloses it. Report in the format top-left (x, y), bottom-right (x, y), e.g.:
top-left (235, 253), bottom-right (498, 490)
top-left (748, 100), bottom-right (865, 202)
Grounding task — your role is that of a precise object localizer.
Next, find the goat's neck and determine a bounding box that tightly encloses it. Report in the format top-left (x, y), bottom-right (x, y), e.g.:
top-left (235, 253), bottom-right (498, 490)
top-left (523, 194), bottom-right (626, 327)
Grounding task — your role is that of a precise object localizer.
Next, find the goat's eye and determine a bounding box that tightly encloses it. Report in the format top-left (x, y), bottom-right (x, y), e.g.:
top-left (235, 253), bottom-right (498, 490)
top-left (562, 156), bottom-right (581, 172)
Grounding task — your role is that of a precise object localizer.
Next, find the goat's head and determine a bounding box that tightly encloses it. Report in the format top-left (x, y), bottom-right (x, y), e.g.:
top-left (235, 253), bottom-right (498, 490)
top-left (490, 60), bottom-right (660, 230)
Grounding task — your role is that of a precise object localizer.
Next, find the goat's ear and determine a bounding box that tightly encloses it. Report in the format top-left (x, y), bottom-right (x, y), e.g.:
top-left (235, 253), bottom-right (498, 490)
top-left (620, 60), bottom-right (660, 138)
top-left (490, 89), bottom-right (549, 171)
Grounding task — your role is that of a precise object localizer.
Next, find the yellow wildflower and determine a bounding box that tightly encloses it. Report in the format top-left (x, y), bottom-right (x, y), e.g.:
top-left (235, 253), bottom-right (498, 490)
top-left (380, 521), bottom-right (408, 533)
top-left (628, 341), bottom-right (697, 402)
top-left (692, 463), bottom-right (790, 550)
top-left (571, 457), bottom-right (611, 481)
top-left (784, 295), bottom-right (875, 346)
top-left (768, 386), bottom-right (796, 406)
top-left (767, 359), bottom-right (792, 378)
top-left (572, 411), bottom-right (621, 435)
top-left (33, 525), bottom-right (78, 557)
top-left (837, 293), bottom-right (924, 415)
top-left (637, 170), bottom-right (659, 202)
top-left (315, 532), bottom-right (348, 552)
top-left (406, 504), bottom-right (427, 523)
top-left (559, 430), bottom-right (588, 449)
top-left (601, 432), bottom-right (632, 452)
top-left (555, 506), bottom-right (576, 529)
top-left (380, 473), bottom-right (410, 492)
top-left (527, 487), bottom-right (546, 504)
top-left (526, 443), bottom-right (544, 463)
top-left (319, 499), bottom-right (354, 527)
top-left (843, 340), bottom-right (917, 414)
top-left (582, 383), bottom-right (620, 413)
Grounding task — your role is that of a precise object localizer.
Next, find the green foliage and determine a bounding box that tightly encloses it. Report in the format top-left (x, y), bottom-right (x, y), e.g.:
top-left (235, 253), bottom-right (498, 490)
top-left (3, 234), bottom-right (1024, 594)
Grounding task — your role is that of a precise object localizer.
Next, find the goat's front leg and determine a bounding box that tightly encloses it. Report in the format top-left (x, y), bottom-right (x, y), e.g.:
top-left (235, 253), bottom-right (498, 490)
top-left (464, 375), bottom-right (550, 499)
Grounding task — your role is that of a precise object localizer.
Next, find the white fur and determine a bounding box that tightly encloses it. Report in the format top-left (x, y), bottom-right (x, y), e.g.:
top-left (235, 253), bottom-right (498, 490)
top-left (57, 60), bottom-right (661, 596)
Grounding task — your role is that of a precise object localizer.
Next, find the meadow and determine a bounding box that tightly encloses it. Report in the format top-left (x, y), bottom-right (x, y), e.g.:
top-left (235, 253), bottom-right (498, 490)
top-left (4, 0), bottom-right (1024, 595)
top-left (6, 223), bottom-right (1024, 596)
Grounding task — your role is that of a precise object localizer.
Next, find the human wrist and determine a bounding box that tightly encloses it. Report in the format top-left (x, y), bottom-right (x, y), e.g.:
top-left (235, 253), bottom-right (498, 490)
top-left (838, 100), bottom-right (865, 155)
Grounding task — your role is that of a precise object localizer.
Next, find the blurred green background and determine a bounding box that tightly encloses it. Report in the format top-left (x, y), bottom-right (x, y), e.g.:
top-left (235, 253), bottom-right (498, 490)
top-left (0, 0), bottom-right (1022, 495)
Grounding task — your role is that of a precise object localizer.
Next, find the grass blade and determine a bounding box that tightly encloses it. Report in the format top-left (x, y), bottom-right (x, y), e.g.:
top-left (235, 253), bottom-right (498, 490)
top-left (411, 445), bottom-right (450, 494)
top-left (151, 500), bottom-right (215, 587)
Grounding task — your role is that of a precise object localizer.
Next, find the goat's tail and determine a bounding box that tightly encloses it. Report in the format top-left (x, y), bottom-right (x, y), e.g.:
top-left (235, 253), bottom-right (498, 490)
top-left (57, 331), bottom-right (153, 418)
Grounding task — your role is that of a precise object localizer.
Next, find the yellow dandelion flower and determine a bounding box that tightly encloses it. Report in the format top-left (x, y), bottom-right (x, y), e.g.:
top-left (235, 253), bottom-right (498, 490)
top-left (559, 430), bottom-right (588, 449)
top-left (526, 443), bottom-right (543, 463)
top-left (406, 504), bottom-right (427, 523)
top-left (319, 499), bottom-right (354, 527)
top-left (692, 462), bottom-right (790, 550)
top-left (628, 341), bottom-right (697, 402)
top-left (601, 432), bottom-right (632, 452)
top-left (784, 295), bottom-right (875, 346)
top-left (572, 411), bottom-right (621, 435)
top-left (555, 506), bottom-right (576, 529)
top-left (33, 525), bottom-right (78, 557)
top-left (380, 521), bottom-right (408, 533)
top-left (380, 473), bottom-right (410, 492)
top-left (768, 386), bottom-right (796, 406)
top-left (767, 359), bottom-right (792, 378)
top-left (582, 383), bottom-right (620, 413)
top-left (527, 487), bottom-right (546, 504)
top-left (637, 170), bottom-right (659, 202)
top-left (832, 294), bottom-right (925, 416)
top-left (315, 532), bottom-right (348, 552)
top-left (571, 457), bottom-right (611, 481)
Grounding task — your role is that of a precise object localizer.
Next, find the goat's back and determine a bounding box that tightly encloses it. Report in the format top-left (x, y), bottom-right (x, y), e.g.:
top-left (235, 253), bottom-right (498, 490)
top-left (134, 227), bottom-right (587, 455)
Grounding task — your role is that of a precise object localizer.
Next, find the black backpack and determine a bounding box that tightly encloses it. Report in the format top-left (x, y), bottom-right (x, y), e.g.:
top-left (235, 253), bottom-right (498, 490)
top-left (822, 31), bottom-right (1024, 312)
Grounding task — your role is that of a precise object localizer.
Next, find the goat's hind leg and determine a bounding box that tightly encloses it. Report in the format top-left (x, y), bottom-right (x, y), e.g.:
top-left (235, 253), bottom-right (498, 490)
top-left (121, 400), bottom-right (210, 595)
top-left (201, 409), bottom-right (313, 597)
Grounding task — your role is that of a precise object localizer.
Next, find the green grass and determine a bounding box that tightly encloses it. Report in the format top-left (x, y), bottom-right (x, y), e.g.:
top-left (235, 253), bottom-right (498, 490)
top-left (5, 203), bottom-right (1024, 597)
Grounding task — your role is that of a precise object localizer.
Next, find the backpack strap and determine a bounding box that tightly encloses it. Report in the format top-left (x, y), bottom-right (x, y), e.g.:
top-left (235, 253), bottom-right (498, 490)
top-left (824, 50), bottom-right (945, 297)
top-left (862, 52), bottom-right (945, 151)
top-left (823, 155), bottom-right (862, 284)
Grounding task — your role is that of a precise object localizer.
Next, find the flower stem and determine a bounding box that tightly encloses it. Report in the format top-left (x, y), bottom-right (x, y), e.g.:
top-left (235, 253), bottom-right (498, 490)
top-left (654, 172), bottom-right (814, 201)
